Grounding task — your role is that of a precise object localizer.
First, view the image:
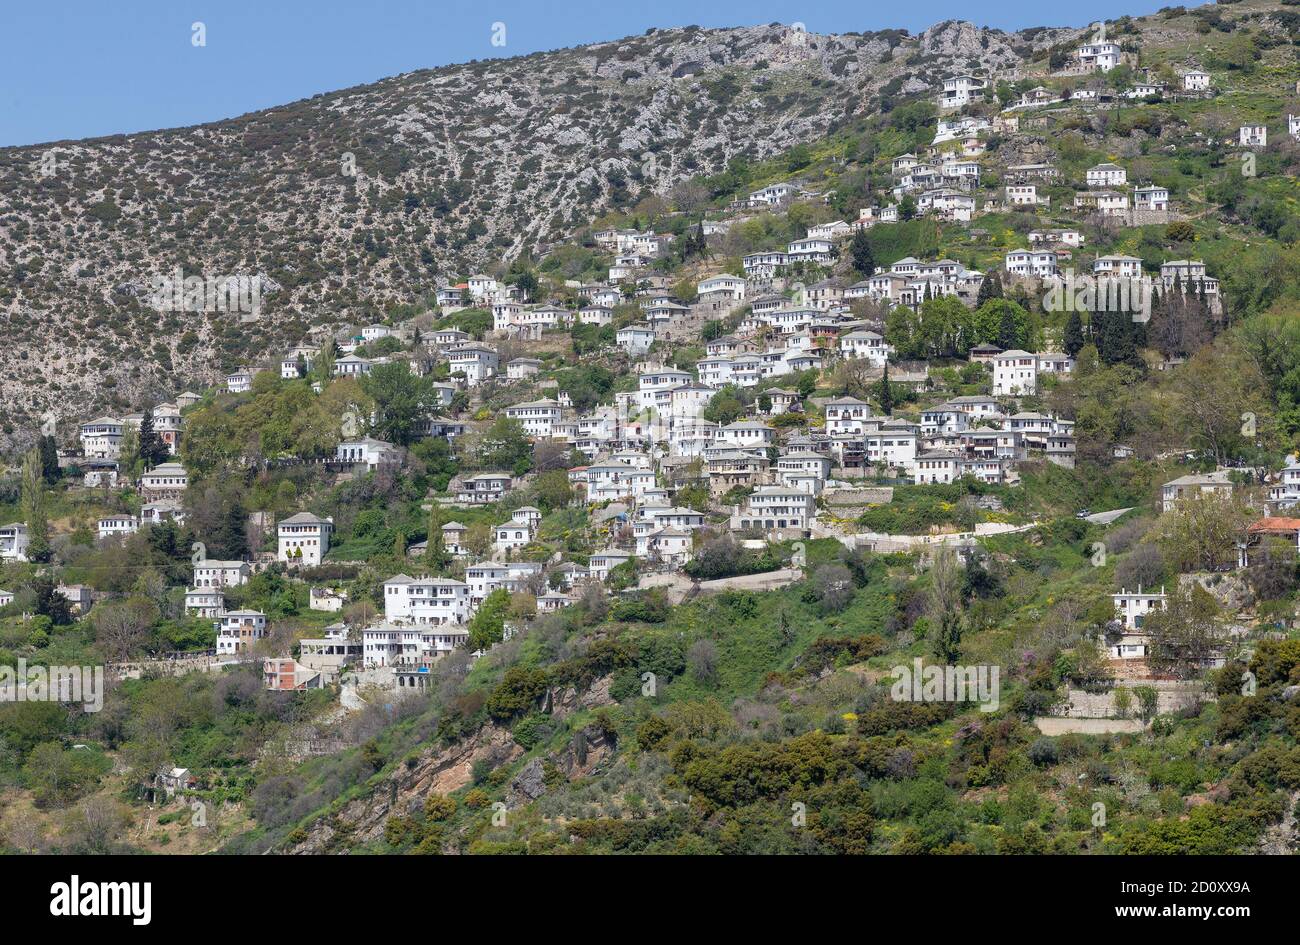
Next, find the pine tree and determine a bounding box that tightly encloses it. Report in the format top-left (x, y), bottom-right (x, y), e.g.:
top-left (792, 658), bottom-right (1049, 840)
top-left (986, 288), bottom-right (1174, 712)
top-left (20, 448), bottom-right (50, 563)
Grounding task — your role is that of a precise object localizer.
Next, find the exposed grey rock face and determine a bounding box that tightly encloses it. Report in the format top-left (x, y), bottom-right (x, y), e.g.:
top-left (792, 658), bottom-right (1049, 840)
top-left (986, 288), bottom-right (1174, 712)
top-left (0, 18), bottom-right (1066, 439)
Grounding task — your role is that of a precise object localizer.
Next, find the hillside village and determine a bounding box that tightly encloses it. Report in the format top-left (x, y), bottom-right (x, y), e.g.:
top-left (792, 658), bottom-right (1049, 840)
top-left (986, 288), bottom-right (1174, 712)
top-left (2, 2), bottom-right (1300, 855)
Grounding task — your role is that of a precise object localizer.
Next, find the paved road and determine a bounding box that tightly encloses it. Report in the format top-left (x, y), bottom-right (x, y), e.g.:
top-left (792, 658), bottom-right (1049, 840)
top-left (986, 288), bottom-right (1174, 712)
top-left (1084, 507), bottom-right (1134, 525)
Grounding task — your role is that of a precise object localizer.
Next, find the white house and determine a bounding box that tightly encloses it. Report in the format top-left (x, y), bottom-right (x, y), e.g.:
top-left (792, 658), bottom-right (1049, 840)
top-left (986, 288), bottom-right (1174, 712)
top-left (585, 461), bottom-right (656, 502)
top-left (748, 182), bottom-right (800, 207)
top-left (1161, 472), bottom-right (1235, 513)
top-left (1239, 125), bottom-right (1267, 148)
top-left (447, 345), bottom-right (499, 387)
top-left (824, 397), bottom-right (873, 436)
top-left (193, 560), bottom-right (249, 588)
top-left (504, 399), bottom-right (564, 437)
top-left (184, 588), bottom-right (225, 618)
top-left (97, 515), bottom-right (138, 540)
top-left (140, 461), bottom-right (188, 500)
top-left (776, 451), bottom-right (832, 495)
top-left (467, 274), bottom-right (500, 299)
top-left (456, 473), bottom-right (513, 505)
top-left (333, 354), bottom-right (374, 378)
top-left (0, 523), bottom-right (30, 562)
top-left (732, 486), bottom-right (815, 531)
top-left (1086, 163), bottom-right (1127, 188)
top-left (617, 324), bottom-right (656, 355)
top-left (383, 574), bottom-right (472, 626)
top-left (588, 549), bottom-right (634, 582)
top-left (1182, 70), bottom-right (1210, 92)
top-left (838, 330), bottom-right (890, 366)
top-left (226, 368), bottom-right (253, 394)
top-left (1076, 41), bottom-right (1121, 72)
top-left (335, 438), bottom-right (400, 470)
top-left (280, 347), bottom-right (316, 379)
top-left (743, 250), bottom-right (790, 279)
top-left (278, 512), bottom-right (333, 567)
top-left (1004, 184), bottom-right (1044, 207)
top-left (1133, 185), bottom-right (1170, 212)
top-left (786, 238), bottom-right (835, 266)
top-left (79, 417), bottom-right (124, 459)
top-left (578, 306), bottom-right (614, 327)
top-left (806, 221), bottom-right (852, 241)
top-left (1093, 255), bottom-right (1144, 279)
top-left (1074, 190), bottom-right (1129, 216)
top-left (697, 274), bottom-right (746, 302)
top-left (216, 610), bottom-right (268, 655)
top-left (1004, 249), bottom-right (1058, 279)
top-left (992, 350), bottom-right (1039, 396)
top-left (912, 450), bottom-right (964, 484)
top-left (1110, 586), bottom-right (1167, 657)
top-left (939, 74), bottom-right (985, 109)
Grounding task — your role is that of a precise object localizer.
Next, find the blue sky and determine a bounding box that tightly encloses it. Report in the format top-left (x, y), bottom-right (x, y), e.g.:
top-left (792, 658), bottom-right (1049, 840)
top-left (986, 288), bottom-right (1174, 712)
top-left (0, 0), bottom-right (1168, 147)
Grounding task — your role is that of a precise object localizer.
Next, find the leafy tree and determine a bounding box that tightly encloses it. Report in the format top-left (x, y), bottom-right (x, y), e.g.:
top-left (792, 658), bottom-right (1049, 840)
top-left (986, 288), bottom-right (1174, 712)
top-left (24, 742), bottom-right (111, 808)
top-left (926, 546), bottom-right (965, 664)
top-left (1144, 585), bottom-right (1224, 680)
top-left (31, 576), bottom-right (73, 625)
top-left (974, 298), bottom-right (1031, 351)
top-left (360, 362), bottom-right (441, 446)
top-left (1153, 491), bottom-right (1255, 573)
top-left (476, 417), bottom-right (533, 476)
top-left (468, 588), bottom-right (511, 651)
top-left (703, 387), bottom-right (746, 425)
top-left (486, 665), bottom-right (549, 720)
top-left (534, 469), bottom-right (573, 511)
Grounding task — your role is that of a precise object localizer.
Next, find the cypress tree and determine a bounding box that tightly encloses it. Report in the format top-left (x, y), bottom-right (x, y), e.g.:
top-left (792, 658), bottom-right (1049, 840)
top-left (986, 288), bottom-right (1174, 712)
top-left (1064, 308), bottom-right (1085, 357)
top-left (878, 361), bottom-right (895, 415)
top-left (850, 226), bottom-right (875, 277)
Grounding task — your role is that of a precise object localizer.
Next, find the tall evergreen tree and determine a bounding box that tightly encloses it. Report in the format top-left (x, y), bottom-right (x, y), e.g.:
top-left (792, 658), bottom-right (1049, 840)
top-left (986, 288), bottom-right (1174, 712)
top-left (1063, 308), bottom-right (1086, 357)
top-left (38, 435), bottom-right (60, 484)
top-left (878, 361), bottom-right (895, 415)
top-left (138, 407), bottom-right (167, 468)
top-left (849, 226), bottom-right (875, 277)
top-left (996, 305), bottom-right (1022, 350)
top-left (976, 271), bottom-right (1003, 305)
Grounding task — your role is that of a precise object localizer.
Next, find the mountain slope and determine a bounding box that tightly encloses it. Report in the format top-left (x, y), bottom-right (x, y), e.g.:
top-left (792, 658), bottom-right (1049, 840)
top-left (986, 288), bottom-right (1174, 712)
top-left (0, 18), bottom-right (1066, 443)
